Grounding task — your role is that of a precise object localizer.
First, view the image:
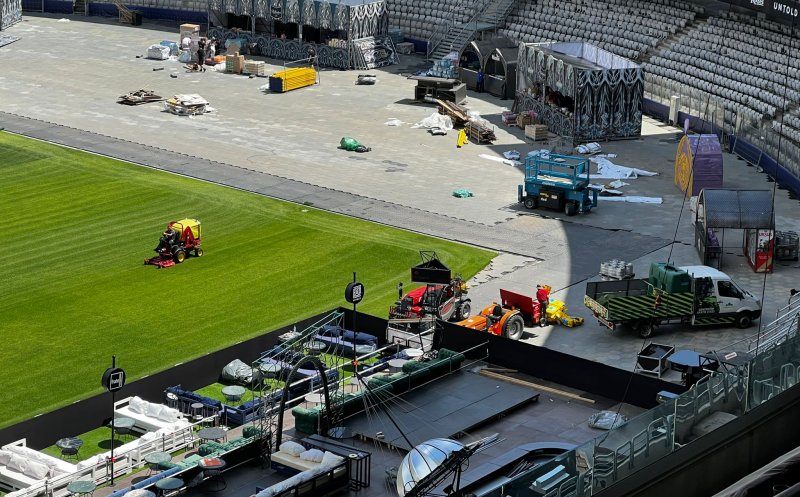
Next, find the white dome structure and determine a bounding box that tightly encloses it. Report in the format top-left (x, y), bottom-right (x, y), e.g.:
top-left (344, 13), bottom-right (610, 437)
top-left (396, 438), bottom-right (466, 496)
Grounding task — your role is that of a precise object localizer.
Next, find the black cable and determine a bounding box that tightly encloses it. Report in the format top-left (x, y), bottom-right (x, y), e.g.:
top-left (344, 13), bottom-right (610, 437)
top-left (598, 2), bottom-right (737, 449)
top-left (754, 13), bottom-right (794, 355)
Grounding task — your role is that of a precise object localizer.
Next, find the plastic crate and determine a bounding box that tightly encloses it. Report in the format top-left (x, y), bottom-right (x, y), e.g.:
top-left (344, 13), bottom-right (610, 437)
top-left (776, 231), bottom-right (799, 261)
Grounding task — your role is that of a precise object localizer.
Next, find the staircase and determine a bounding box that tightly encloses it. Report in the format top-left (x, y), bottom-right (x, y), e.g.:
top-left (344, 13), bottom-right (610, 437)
top-left (112, 0), bottom-right (133, 24)
top-left (427, 0), bottom-right (516, 61)
top-left (476, 0), bottom-right (516, 34)
top-left (72, 0), bottom-right (86, 15)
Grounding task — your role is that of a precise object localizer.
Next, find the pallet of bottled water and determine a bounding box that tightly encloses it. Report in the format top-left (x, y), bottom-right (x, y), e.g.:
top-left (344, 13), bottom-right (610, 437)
top-left (600, 260), bottom-right (634, 280)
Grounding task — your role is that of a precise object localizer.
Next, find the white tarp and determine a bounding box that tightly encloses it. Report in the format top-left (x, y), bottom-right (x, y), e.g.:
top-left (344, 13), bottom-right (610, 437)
top-left (589, 156), bottom-right (659, 179)
top-left (480, 154), bottom-right (520, 167)
top-left (147, 44), bottom-right (171, 60)
top-left (412, 112), bottom-right (453, 131)
top-left (597, 196), bottom-right (663, 204)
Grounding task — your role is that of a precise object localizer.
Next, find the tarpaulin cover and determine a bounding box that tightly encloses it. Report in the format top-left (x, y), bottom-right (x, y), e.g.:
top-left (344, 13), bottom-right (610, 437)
top-left (221, 359), bottom-right (259, 385)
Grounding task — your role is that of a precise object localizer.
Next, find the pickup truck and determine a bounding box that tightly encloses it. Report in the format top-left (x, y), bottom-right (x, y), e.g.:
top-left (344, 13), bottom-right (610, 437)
top-left (584, 263), bottom-right (761, 337)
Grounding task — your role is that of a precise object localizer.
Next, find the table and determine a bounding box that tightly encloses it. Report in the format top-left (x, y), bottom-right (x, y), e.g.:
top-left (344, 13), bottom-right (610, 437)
top-left (155, 477), bottom-right (183, 496)
top-left (197, 427), bottom-right (226, 442)
top-left (701, 350), bottom-right (755, 370)
top-left (668, 350), bottom-right (706, 386)
top-left (388, 358), bottom-right (408, 372)
top-left (57, 437), bottom-right (83, 459)
top-left (404, 348), bottom-right (423, 359)
top-left (190, 402), bottom-right (205, 423)
top-left (144, 451), bottom-right (171, 474)
top-left (668, 350), bottom-right (702, 372)
top-left (305, 340), bottom-right (327, 355)
top-left (198, 457), bottom-right (227, 490)
top-left (221, 385), bottom-right (246, 404)
top-left (110, 417), bottom-right (135, 441)
top-left (259, 362), bottom-right (281, 379)
top-left (304, 393), bottom-right (325, 406)
top-left (66, 480), bottom-right (96, 497)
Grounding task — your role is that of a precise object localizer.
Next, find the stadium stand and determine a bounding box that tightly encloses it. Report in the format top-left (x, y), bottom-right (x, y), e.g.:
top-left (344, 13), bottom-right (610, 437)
top-left (495, 0), bottom-right (701, 60)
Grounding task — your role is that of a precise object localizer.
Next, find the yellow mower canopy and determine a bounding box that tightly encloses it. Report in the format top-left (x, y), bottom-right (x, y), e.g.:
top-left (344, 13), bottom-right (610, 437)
top-left (172, 218), bottom-right (201, 241)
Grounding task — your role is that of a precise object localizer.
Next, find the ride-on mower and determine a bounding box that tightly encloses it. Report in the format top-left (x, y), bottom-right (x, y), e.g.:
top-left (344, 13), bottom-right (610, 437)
top-left (456, 302), bottom-right (525, 340)
top-left (144, 218), bottom-right (203, 268)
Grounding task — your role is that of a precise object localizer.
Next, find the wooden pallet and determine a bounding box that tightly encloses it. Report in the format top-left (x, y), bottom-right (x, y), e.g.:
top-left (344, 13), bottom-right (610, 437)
top-left (436, 99), bottom-right (469, 127)
top-left (466, 121), bottom-right (496, 144)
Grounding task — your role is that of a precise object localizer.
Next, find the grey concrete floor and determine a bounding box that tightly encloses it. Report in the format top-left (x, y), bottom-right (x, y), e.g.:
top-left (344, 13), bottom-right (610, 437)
top-left (1, 15), bottom-right (799, 384)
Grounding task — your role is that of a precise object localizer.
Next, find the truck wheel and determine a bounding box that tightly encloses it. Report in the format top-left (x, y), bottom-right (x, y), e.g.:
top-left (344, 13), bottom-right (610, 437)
top-left (503, 314), bottom-right (524, 340)
top-left (565, 201), bottom-right (578, 216)
top-left (735, 312), bottom-right (753, 329)
top-left (457, 301), bottom-right (471, 321)
top-left (173, 249), bottom-right (186, 263)
top-left (638, 322), bottom-right (655, 338)
top-left (523, 197), bottom-right (538, 209)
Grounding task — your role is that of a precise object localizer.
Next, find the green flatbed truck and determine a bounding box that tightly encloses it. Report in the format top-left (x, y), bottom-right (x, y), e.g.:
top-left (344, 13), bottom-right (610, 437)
top-left (584, 263), bottom-right (762, 338)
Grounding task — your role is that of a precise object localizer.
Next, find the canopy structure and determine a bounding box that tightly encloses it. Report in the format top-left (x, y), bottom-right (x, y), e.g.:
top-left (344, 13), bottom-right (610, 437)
top-left (483, 46), bottom-right (518, 99)
top-left (459, 37), bottom-right (517, 97)
top-left (514, 41), bottom-right (643, 144)
top-left (695, 189), bottom-right (775, 271)
top-left (208, 0), bottom-right (389, 69)
top-left (0, 0), bottom-right (22, 31)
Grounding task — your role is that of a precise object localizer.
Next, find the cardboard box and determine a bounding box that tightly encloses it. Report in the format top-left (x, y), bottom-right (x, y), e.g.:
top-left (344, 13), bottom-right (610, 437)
top-left (180, 23), bottom-right (200, 42)
top-left (226, 53), bottom-right (245, 74)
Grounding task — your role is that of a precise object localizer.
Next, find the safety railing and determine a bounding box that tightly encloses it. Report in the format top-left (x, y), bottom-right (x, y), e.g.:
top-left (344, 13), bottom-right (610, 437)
top-left (475, 300), bottom-right (800, 497)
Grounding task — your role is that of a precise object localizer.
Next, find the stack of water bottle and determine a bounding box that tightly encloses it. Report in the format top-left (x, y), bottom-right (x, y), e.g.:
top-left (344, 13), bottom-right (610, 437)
top-left (600, 259), bottom-right (634, 280)
top-left (429, 57), bottom-right (458, 79)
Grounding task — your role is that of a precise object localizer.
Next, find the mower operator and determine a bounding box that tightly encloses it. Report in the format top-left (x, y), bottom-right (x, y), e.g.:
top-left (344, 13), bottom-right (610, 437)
top-left (155, 225), bottom-right (179, 253)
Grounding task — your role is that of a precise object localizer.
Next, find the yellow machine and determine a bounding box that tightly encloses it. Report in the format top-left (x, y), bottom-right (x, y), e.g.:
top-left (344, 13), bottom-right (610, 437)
top-left (546, 300), bottom-right (585, 328)
top-left (171, 218), bottom-right (201, 241)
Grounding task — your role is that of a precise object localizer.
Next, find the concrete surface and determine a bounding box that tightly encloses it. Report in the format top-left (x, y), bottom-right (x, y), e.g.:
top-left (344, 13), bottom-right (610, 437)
top-left (1, 15), bottom-right (799, 385)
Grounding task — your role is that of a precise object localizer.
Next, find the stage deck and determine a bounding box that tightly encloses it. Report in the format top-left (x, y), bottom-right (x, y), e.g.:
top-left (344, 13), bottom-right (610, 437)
top-left (344, 370), bottom-right (540, 451)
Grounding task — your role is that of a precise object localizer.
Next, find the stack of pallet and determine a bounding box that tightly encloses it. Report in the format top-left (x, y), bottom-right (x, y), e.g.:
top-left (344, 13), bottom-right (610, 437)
top-left (268, 68), bottom-right (317, 92)
top-left (465, 121), bottom-right (496, 144)
top-left (525, 124), bottom-right (549, 141)
top-left (243, 60), bottom-right (266, 76)
top-left (226, 53), bottom-right (245, 74)
top-left (436, 99), bottom-right (469, 127)
top-left (516, 111), bottom-right (536, 129)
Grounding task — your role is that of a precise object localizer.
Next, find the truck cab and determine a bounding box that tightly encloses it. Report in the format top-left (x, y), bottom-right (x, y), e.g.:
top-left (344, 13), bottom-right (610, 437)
top-left (680, 266), bottom-right (762, 328)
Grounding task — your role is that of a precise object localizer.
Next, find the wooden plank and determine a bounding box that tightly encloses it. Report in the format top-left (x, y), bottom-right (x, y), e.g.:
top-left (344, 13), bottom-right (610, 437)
top-left (479, 369), bottom-right (596, 403)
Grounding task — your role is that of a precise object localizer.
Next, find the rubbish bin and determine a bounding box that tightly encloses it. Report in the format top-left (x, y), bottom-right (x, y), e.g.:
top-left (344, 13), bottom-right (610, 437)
top-left (131, 10), bottom-right (142, 25)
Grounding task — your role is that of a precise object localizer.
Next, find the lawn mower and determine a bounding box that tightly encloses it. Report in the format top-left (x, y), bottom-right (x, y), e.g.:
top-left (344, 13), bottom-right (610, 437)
top-left (144, 218), bottom-right (203, 268)
top-left (455, 302), bottom-right (525, 340)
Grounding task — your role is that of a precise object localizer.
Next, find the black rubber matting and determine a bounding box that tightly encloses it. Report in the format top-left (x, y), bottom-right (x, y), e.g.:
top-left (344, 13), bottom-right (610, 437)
top-left (344, 370), bottom-right (540, 451)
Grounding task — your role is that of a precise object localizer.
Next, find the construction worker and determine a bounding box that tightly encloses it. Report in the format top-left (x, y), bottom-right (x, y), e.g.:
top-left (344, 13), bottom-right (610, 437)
top-left (536, 284), bottom-right (550, 327)
top-left (476, 69), bottom-right (485, 93)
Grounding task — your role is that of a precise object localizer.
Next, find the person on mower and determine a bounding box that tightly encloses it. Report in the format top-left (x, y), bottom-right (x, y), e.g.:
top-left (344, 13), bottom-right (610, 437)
top-left (154, 225), bottom-right (179, 253)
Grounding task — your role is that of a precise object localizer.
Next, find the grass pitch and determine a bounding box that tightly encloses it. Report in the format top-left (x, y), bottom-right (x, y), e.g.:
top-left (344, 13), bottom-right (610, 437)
top-left (0, 132), bottom-right (495, 429)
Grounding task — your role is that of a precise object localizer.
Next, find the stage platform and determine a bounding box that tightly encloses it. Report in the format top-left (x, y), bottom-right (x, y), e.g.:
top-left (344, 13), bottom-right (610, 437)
top-left (345, 370), bottom-right (540, 451)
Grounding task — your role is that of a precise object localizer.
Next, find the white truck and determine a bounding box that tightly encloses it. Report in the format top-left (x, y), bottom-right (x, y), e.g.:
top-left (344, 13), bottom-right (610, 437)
top-left (584, 263), bottom-right (762, 338)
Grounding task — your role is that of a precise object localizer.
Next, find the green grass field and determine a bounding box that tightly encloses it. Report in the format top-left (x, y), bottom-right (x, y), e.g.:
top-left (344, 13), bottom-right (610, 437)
top-left (0, 132), bottom-right (494, 429)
